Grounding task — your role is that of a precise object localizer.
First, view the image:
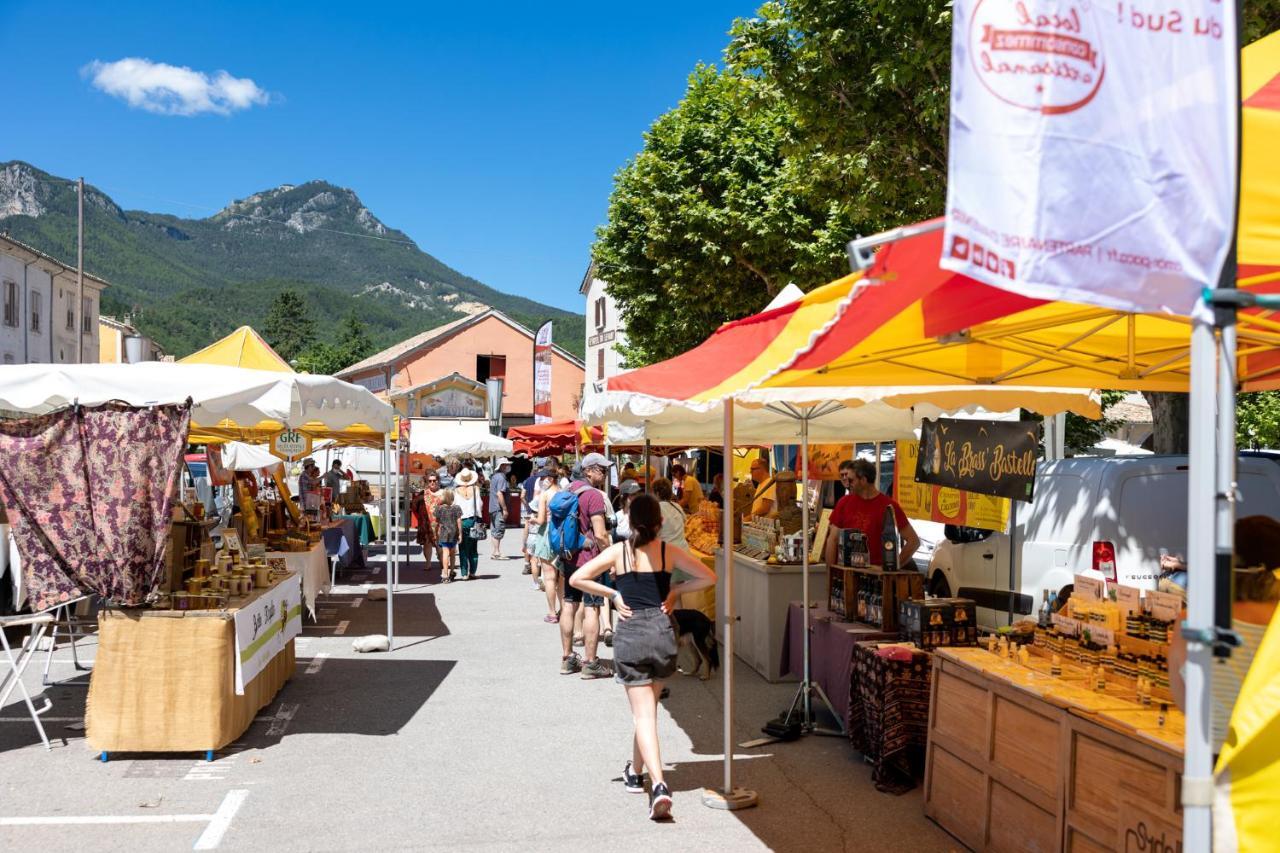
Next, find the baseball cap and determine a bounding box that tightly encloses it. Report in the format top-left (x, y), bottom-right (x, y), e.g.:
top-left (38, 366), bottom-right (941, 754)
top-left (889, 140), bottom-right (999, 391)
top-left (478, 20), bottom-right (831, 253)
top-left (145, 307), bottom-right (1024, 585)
top-left (620, 480), bottom-right (642, 496)
top-left (580, 452), bottom-right (614, 470)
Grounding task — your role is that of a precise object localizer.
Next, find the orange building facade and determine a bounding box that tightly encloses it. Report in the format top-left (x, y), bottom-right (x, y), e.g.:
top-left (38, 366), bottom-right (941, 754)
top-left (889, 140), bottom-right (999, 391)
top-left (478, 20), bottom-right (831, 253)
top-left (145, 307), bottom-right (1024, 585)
top-left (336, 309), bottom-right (584, 426)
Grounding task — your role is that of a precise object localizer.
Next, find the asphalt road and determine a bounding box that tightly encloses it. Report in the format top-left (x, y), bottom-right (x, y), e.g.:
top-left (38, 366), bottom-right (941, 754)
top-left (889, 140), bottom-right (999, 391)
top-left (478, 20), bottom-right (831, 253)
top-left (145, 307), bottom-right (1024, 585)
top-left (0, 536), bottom-right (957, 852)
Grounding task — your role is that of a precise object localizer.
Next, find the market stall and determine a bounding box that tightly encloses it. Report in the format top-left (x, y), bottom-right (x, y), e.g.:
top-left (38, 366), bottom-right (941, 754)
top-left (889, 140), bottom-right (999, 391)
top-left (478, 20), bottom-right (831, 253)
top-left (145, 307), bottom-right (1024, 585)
top-left (507, 419), bottom-right (602, 455)
top-left (0, 362), bottom-right (398, 757)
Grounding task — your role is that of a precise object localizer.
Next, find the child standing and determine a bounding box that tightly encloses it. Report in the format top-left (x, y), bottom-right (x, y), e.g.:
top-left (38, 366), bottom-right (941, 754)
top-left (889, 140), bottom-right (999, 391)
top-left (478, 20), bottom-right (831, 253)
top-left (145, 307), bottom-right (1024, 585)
top-left (434, 489), bottom-right (463, 583)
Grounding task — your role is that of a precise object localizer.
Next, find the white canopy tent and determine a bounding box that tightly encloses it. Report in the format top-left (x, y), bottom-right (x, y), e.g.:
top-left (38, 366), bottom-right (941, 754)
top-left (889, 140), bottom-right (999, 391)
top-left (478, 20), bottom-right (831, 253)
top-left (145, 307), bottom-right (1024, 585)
top-left (0, 362), bottom-right (395, 433)
top-left (407, 418), bottom-right (513, 457)
top-left (587, 381), bottom-right (1101, 808)
top-left (0, 362), bottom-right (405, 648)
top-left (218, 441), bottom-right (283, 472)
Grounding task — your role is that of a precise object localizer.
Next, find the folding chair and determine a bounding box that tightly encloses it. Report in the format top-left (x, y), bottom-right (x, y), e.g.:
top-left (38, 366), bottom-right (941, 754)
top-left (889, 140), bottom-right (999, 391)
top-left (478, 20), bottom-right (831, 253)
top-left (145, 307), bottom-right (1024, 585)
top-left (0, 611), bottom-right (56, 750)
top-left (42, 596), bottom-right (93, 686)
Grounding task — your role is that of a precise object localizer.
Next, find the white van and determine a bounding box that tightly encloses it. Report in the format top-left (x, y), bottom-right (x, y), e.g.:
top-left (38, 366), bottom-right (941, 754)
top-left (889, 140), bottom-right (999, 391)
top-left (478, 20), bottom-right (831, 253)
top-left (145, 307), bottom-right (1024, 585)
top-left (925, 455), bottom-right (1280, 628)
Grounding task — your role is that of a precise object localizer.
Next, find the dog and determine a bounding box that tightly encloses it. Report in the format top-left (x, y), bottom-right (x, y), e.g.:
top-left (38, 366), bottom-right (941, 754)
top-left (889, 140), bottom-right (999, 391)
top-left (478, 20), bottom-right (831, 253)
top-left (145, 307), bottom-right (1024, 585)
top-left (673, 609), bottom-right (719, 680)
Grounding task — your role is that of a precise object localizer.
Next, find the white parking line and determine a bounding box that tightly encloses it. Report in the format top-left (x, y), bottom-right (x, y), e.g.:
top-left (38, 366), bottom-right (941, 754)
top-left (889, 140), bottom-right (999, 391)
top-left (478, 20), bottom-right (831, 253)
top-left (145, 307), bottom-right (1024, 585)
top-left (265, 703), bottom-right (298, 737)
top-left (193, 789), bottom-right (249, 850)
top-left (0, 813), bottom-right (212, 826)
top-left (304, 653), bottom-right (329, 675)
top-left (350, 597), bottom-right (363, 608)
top-left (333, 620), bottom-right (350, 636)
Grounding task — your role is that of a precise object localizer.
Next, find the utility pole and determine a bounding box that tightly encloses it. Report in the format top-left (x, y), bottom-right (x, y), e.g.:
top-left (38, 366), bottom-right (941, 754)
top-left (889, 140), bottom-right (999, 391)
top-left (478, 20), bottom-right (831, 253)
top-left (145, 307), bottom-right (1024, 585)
top-left (77, 177), bottom-right (85, 363)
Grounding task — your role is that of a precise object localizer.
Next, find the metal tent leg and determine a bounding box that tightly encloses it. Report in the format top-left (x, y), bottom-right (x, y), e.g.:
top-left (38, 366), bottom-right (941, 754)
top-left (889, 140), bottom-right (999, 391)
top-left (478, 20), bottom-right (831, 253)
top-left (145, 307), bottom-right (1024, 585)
top-left (703, 401), bottom-right (758, 811)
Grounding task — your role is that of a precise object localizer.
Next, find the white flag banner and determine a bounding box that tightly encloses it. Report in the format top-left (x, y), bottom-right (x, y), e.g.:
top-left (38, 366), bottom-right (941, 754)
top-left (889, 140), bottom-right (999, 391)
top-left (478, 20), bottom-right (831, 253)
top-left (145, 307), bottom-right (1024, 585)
top-left (533, 321), bottom-right (554, 424)
top-left (942, 0), bottom-right (1238, 315)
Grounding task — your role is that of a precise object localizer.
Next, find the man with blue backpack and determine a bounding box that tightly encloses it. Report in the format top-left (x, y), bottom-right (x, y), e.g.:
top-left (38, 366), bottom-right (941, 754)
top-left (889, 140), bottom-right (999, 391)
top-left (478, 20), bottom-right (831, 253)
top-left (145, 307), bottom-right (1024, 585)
top-left (548, 452), bottom-right (614, 678)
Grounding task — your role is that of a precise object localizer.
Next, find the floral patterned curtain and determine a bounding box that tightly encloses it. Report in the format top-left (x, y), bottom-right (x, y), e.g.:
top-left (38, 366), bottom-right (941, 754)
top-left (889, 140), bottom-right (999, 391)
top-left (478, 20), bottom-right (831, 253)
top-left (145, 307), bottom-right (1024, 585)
top-left (0, 402), bottom-right (191, 610)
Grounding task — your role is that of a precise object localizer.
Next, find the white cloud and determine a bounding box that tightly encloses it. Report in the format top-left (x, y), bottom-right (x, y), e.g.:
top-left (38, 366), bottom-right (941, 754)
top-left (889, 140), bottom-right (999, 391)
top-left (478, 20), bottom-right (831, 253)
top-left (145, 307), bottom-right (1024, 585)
top-left (83, 57), bottom-right (269, 116)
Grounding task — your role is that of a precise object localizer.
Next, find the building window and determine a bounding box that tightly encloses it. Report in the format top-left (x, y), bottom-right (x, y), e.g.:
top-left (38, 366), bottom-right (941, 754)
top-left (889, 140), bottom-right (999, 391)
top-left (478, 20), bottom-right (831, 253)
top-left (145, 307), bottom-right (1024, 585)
top-left (3, 281), bottom-right (17, 327)
top-left (597, 349), bottom-right (605, 381)
top-left (82, 297), bottom-right (93, 334)
top-left (66, 307), bottom-right (75, 331)
top-left (476, 354), bottom-right (507, 383)
top-left (407, 396), bottom-right (418, 417)
top-left (30, 291), bottom-right (41, 333)
top-left (594, 297), bottom-right (607, 330)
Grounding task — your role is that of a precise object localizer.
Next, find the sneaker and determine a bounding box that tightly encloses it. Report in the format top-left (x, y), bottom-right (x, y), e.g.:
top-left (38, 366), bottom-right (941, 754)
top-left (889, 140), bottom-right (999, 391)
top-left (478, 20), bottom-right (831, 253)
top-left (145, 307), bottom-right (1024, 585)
top-left (544, 613), bottom-right (559, 624)
top-left (522, 562), bottom-right (532, 575)
top-left (560, 654), bottom-right (582, 675)
top-left (572, 634), bottom-right (584, 647)
top-left (580, 659), bottom-right (611, 680)
top-left (648, 783), bottom-right (673, 820)
top-left (623, 761), bottom-right (646, 794)
top-left (602, 629), bottom-right (614, 648)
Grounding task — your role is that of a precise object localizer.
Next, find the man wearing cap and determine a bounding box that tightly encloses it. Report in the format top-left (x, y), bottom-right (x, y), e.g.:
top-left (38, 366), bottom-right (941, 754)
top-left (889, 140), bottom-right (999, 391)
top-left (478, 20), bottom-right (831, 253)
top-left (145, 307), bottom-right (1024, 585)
top-left (489, 457), bottom-right (512, 560)
top-left (560, 452), bottom-right (615, 679)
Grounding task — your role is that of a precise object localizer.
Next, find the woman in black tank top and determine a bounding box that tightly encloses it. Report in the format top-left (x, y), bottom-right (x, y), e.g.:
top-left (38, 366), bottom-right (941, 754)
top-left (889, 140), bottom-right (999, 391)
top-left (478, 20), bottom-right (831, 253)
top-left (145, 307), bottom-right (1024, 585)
top-left (571, 494), bottom-right (718, 821)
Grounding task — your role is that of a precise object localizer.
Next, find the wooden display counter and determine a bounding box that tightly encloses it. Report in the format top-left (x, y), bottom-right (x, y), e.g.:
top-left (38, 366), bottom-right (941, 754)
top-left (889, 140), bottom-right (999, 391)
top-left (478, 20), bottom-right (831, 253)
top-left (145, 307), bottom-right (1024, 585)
top-left (717, 551), bottom-right (827, 682)
top-left (924, 647), bottom-right (1182, 852)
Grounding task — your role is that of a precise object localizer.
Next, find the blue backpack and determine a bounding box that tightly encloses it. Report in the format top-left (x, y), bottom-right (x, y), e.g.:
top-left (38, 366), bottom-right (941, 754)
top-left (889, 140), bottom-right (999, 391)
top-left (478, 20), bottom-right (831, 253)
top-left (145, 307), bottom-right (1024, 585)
top-left (548, 486), bottom-right (587, 562)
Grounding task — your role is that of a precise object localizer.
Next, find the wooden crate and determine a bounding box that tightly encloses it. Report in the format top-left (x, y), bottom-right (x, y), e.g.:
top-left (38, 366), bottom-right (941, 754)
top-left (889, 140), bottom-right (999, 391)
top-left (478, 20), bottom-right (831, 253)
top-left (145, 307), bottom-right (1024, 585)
top-left (924, 653), bottom-right (1067, 852)
top-left (849, 566), bottom-right (924, 632)
top-left (1063, 713), bottom-right (1182, 851)
top-left (828, 566), bottom-right (856, 619)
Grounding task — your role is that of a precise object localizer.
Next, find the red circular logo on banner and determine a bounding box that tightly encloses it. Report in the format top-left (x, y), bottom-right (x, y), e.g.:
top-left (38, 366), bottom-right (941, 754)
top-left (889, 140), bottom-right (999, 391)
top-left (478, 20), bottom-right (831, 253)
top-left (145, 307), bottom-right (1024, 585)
top-left (969, 0), bottom-right (1106, 114)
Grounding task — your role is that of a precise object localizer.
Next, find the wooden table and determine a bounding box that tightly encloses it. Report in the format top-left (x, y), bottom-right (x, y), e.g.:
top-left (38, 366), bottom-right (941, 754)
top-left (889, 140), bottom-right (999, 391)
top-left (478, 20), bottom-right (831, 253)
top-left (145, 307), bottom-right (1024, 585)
top-left (86, 574), bottom-right (302, 759)
top-left (924, 647), bottom-right (1183, 852)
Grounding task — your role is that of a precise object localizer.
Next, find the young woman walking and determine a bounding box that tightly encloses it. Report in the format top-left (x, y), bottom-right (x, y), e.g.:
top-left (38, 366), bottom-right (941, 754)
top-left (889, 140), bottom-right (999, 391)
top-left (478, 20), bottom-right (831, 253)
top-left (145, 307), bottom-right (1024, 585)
top-left (433, 490), bottom-right (462, 583)
top-left (530, 468), bottom-right (562, 623)
top-left (570, 494), bottom-right (716, 821)
top-left (454, 468), bottom-right (482, 580)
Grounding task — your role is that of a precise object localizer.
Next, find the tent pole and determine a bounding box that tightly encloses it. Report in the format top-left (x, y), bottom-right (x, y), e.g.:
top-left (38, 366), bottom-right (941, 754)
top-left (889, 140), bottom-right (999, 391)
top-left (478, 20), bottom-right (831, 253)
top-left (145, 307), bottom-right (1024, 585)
top-left (384, 434), bottom-right (394, 650)
top-left (1183, 314), bottom-right (1217, 847)
top-left (704, 401), bottom-right (757, 811)
top-left (643, 439), bottom-right (651, 494)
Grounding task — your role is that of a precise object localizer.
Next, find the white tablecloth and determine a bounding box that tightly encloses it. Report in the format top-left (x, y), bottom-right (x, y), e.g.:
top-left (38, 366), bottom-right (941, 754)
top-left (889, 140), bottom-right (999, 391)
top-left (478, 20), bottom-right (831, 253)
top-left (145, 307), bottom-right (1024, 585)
top-left (266, 543), bottom-right (330, 618)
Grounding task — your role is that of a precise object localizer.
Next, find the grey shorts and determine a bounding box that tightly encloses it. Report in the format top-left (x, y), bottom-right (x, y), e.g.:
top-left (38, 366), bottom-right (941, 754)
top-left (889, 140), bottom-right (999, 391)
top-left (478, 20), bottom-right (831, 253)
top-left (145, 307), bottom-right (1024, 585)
top-left (490, 512), bottom-right (505, 539)
top-left (613, 607), bottom-right (678, 686)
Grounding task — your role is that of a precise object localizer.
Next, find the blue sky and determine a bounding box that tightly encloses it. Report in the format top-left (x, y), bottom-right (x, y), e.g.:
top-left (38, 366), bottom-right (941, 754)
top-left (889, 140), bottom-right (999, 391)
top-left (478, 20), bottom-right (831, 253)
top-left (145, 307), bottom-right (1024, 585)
top-left (0, 1), bottom-right (756, 312)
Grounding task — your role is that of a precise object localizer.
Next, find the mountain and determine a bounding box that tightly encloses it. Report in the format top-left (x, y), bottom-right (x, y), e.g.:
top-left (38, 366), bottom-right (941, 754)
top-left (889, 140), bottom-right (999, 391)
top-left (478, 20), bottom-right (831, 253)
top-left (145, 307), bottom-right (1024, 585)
top-left (0, 161), bottom-right (585, 360)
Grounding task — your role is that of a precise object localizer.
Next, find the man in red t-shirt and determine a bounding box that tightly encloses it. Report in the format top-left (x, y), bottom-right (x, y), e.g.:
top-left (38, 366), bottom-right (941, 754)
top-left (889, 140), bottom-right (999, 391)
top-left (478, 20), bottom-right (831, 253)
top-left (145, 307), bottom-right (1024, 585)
top-left (823, 459), bottom-right (920, 569)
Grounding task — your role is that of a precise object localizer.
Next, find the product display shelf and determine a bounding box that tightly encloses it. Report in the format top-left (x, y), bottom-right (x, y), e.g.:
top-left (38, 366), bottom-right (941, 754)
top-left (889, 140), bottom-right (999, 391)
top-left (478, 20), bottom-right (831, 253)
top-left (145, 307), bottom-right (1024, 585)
top-left (923, 646), bottom-right (1183, 852)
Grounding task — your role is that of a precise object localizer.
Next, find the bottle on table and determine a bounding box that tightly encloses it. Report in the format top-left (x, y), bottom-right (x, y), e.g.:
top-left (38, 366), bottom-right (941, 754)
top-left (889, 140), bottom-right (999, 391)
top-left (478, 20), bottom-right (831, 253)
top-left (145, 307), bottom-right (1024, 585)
top-left (881, 506), bottom-right (899, 570)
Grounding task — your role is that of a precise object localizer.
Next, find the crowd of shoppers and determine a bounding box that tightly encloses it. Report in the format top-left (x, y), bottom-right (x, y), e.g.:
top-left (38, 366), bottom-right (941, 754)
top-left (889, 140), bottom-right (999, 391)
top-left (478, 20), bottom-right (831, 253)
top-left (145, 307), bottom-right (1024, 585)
top-left (406, 452), bottom-right (718, 821)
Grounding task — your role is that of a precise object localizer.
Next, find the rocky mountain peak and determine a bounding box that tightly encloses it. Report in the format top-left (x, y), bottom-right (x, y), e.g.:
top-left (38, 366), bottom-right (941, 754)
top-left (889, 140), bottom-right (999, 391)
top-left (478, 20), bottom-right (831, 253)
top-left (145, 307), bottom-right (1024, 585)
top-left (211, 180), bottom-right (389, 237)
top-left (0, 161), bottom-right (121, 221)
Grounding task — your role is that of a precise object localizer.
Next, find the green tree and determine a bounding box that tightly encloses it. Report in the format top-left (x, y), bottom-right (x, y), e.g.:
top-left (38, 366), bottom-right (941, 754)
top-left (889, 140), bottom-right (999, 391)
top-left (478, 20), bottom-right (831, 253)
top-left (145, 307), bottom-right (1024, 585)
top-left (727, 0), bottom-right (953, 232)
top-left (593, 65), bottom-right (848, 365)
top-left (336, 311), bottom-right (374, 367)
top-left (295, 342), bottom-right (346, 375)
top-left (1237, 392), bottom-right (1280, 449)
top-left (263, 289), bottom-right (315, 363)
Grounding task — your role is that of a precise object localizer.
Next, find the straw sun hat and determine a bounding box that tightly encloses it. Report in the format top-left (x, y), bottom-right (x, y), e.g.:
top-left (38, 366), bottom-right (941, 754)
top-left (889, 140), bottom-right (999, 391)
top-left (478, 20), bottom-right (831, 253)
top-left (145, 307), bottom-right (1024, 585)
top-left (455, 469), bottom-right (479, 487)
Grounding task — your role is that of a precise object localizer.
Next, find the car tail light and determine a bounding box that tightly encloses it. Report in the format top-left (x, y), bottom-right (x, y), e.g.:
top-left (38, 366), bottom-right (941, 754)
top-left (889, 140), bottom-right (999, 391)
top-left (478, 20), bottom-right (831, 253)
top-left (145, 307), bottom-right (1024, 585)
top-left (1093, 541), bottom-right (1117, 582)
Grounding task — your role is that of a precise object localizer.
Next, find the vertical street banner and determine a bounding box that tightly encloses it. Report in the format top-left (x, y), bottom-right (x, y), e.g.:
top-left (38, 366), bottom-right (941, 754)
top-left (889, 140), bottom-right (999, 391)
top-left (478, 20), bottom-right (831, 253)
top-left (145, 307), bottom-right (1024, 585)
top-left (942, 0), bottom-right (1238, 314)
top-left (533, 321), bottom-right (554, 424)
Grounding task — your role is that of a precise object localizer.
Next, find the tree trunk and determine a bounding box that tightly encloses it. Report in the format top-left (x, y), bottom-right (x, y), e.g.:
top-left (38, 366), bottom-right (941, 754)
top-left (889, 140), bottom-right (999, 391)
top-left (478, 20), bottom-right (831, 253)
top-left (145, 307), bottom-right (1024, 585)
top-left (1143, 391), bottom-right (1190, 454)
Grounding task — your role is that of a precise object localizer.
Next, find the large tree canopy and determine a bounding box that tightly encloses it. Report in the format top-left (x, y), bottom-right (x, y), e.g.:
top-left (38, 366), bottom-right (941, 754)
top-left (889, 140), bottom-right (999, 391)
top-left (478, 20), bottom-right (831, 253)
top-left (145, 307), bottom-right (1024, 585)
top-left (593, 65), bottom-right (848, 365)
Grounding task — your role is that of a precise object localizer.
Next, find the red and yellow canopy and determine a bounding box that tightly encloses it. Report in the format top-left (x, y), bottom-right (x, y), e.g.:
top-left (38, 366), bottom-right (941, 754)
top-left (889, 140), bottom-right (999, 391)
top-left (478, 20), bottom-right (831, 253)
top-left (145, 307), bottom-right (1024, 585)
top-left (507, 420), bottom-right (603, 455)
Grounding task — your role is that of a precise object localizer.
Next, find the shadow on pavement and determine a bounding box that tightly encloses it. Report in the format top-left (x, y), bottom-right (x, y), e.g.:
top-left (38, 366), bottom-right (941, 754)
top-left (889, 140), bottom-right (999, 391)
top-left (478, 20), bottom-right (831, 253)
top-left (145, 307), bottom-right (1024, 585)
top-left (306, 592), bottom-right (450, 640)
top-left (250, 657), bottom-right (456, 745)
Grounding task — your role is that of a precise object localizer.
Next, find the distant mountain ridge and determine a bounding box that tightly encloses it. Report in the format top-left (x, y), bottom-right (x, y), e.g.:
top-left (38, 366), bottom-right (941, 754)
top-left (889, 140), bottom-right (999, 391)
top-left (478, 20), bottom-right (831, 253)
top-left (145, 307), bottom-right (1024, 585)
top-left (0, 161), bottom-right (584, 360)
